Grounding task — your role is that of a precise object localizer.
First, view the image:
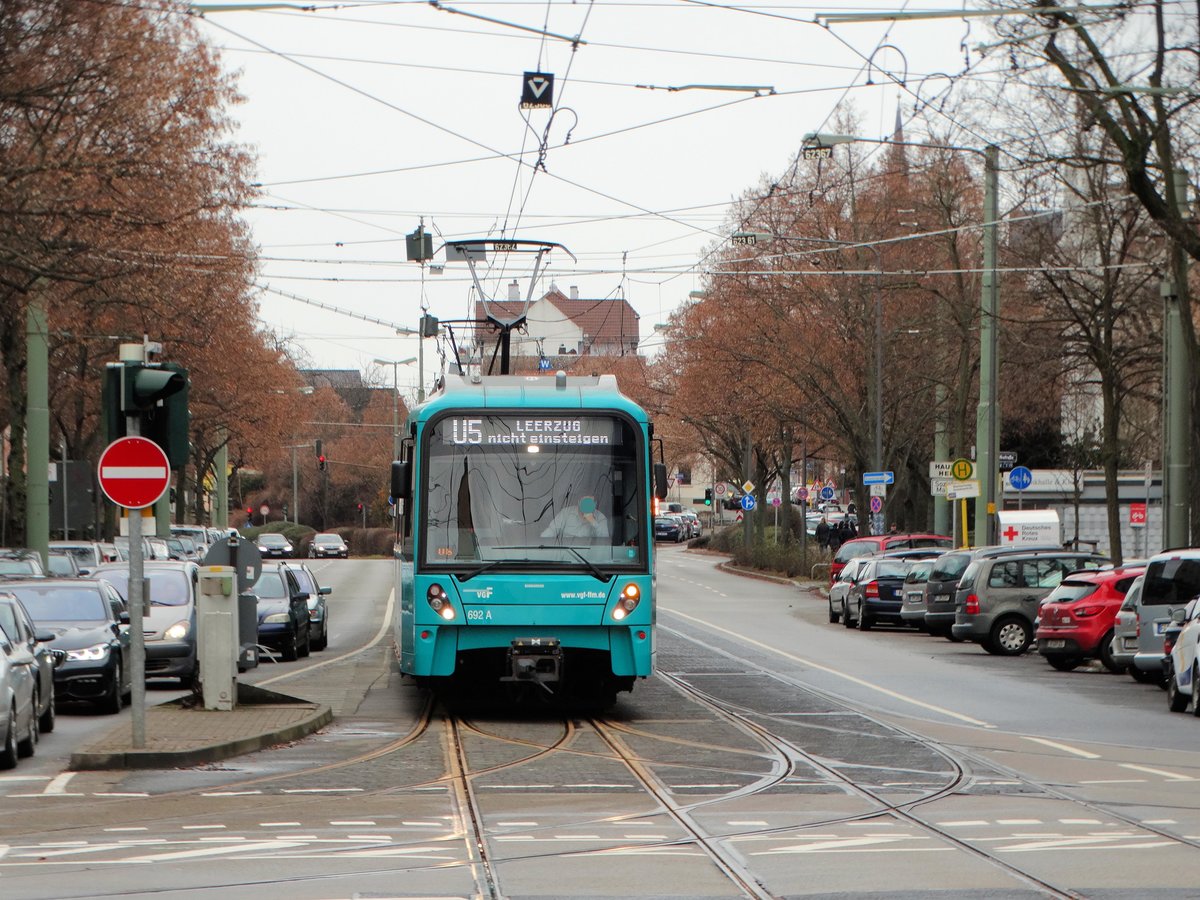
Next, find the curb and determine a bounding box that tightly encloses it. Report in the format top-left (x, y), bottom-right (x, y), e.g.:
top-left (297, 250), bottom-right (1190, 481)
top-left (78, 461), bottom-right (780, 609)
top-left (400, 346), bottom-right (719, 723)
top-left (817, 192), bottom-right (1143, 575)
top-left (69, 685), bottom-right (332, 771)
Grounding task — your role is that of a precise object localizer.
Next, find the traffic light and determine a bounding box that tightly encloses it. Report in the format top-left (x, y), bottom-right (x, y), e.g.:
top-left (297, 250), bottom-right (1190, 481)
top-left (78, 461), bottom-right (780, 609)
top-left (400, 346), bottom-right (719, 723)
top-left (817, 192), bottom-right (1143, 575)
top-left (314, 439), bottom-right (322, 458)
top-left (102, 361), bottom-right (190, 467)
top-left (356, 503), bottom-right (363, 511)
top-left (704, 488), bottom-right (713, 506)
top-left (318, 454), bottom-right (327, 472)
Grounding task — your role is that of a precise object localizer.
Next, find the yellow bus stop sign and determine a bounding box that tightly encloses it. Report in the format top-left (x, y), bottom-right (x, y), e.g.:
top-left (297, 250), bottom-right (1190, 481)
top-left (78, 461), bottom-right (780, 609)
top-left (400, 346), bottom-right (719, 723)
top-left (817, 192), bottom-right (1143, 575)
top-left (951, 458), bottom-right (975, 481)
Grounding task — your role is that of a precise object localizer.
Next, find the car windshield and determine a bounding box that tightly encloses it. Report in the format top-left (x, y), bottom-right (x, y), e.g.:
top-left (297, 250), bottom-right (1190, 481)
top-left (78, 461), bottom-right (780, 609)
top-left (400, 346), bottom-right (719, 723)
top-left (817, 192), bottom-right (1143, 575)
top-left (10, 585), bottom-right (107, 622)
top-left (252, 571), bottom-right (288, 599)
top-left (314, 535), bottom-right (342, 546)
top-left (0, 559), bottom-right (38, 574)
top-left (54, 545), bottom-right (99, 566)
top-left (0, 602), bottom-right (22, 642)
top-left (46, 555), bottom-right (76, 575)
top-left (874, 561), bottom-right (910, 579)
top-left (834, 541), bottom-right (877, 564)
top-left (258, 535), bottom-right (288, 546)
top-left (905, 561), bottom-right (933, 583)
top-left (930, 552), bottom-right (971, 583)
top-left (1143, 558), bottom-right (1200, 608)
top-left (1043, 581), bottom-right (1098, 604)
top-left (101, 569), bottom-right (191, 606)
top-left (422, 412), bottom-right (645, 571)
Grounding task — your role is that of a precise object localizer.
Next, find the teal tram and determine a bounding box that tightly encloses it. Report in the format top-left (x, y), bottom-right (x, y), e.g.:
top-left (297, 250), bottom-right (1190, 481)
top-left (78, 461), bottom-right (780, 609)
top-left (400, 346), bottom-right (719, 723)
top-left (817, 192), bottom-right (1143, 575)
top-left (391, 371), bottom-right (668, 704)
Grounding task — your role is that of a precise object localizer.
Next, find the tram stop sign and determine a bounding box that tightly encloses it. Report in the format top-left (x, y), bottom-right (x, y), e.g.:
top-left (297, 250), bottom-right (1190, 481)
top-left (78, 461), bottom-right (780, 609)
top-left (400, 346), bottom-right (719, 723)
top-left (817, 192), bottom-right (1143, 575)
top-left (97, 437), bottom-right (171, 509)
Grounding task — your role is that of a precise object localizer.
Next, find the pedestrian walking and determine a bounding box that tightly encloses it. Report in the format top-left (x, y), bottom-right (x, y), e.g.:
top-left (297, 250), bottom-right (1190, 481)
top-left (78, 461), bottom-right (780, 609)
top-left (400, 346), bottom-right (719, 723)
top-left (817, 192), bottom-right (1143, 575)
top-left (815, 516), bottom-right (830, 549)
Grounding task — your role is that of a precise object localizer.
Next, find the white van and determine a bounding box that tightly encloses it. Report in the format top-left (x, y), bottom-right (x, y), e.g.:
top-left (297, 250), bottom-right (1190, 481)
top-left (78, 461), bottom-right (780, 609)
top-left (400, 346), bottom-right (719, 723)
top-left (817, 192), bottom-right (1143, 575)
top-left (1131, 549), bottom-right (1200, 680)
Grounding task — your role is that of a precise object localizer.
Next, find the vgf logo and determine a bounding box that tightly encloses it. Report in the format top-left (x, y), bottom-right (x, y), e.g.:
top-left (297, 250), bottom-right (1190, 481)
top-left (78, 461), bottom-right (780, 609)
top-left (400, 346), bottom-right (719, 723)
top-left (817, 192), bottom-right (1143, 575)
top-left (470, 586), bottom-right (493, 599)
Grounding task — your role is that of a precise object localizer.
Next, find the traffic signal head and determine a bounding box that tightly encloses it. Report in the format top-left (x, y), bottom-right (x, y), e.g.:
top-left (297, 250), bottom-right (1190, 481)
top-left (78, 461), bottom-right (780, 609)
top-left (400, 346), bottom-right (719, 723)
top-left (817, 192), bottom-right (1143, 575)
top-left (704, 488), bottom-right (713, 506)
top-left (103, 361), bottom-right (190, 468)
top-left (318, 454), bottom-right (327, 472)
top-left (246, 507), bottom-right (252, 516)
top-left (357, 503), bottom-right (363, 511)
top-left (314, 439), bottom-right (322, 458)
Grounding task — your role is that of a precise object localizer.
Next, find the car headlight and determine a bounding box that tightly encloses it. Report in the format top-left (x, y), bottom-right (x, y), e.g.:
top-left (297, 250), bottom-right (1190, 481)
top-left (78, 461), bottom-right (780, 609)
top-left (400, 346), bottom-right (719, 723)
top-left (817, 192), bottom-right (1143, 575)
top-left (263, 612), bottom-right (290, 624)
top-left (66, 643), bottom-right (110, 662)
top-left (164, 621), bottom-right (190, 641)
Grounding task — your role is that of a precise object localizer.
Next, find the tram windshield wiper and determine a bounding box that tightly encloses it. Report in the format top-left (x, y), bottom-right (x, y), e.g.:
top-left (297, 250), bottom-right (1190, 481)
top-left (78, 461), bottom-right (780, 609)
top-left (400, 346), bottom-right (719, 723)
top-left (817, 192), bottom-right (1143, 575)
top-left (456, 560), bottom-right (508, 583)
top-left (487, 545), bottom-right (612, 583)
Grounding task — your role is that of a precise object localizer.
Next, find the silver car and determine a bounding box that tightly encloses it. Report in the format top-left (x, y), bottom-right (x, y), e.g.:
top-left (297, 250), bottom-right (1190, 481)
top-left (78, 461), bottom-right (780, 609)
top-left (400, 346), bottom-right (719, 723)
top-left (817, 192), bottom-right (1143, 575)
top-left (828, 557), bottom-right (870, 625)
top-left (1110, 575), bottom-right (1149, 680)
top-left (0, 616), bottom-right (39, 768)
top-left (1131, 550), bottom-right (1200, 682)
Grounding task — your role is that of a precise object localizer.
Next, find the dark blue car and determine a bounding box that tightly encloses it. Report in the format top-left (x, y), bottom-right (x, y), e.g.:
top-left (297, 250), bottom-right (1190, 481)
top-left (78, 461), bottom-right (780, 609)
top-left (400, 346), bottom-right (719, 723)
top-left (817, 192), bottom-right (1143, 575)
top-left (654, 516), bottom-right (684, 543)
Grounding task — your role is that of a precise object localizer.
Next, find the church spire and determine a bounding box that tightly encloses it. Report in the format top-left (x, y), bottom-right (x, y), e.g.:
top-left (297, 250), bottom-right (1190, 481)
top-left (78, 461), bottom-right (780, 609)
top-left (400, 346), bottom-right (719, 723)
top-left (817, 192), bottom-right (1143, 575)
top-left (888, 103), bottom-right (909, 177)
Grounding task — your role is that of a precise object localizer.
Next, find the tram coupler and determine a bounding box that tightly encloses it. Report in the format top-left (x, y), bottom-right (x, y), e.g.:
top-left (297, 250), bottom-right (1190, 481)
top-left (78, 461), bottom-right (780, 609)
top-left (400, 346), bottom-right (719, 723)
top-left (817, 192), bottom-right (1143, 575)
top-left (502, 637), bottom-right (562, 692)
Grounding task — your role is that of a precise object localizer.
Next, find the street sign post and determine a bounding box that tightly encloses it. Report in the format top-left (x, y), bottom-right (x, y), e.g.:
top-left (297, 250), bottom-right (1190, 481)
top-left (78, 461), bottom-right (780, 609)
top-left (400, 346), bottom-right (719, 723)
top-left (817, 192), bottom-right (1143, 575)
top-left (950, 458), bottom-right (975, 481)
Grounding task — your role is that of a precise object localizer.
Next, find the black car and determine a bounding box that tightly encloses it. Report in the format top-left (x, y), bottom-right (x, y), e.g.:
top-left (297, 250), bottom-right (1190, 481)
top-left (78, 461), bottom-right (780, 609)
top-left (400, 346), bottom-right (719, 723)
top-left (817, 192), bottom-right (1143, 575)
top-left (256, 533), bottom-right (294, 559)
top-left (7, 579), bottom-right (131, 714)
top-left (0, 591), bottom-right (60, 733)
top-left (283, 562), bottom-right (331, 651)
top-left (843, 559), bottom-right (912, 630)
top-left (654, 516), bottom-right (684, 543)
top-left (308, 533), bottom-right (349, 559)
top-left (251, 563), bottom-right (311, 660)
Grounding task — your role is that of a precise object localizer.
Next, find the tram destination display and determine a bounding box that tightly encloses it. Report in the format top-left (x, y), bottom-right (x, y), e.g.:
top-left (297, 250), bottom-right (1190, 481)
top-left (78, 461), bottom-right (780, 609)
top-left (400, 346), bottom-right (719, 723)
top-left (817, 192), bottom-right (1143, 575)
top-left (438, 414), bottom-right (620, 447)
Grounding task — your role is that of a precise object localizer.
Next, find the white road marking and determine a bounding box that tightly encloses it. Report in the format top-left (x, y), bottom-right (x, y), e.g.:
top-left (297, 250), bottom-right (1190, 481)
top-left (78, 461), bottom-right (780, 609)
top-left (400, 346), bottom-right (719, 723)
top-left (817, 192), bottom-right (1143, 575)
top-left (1059, 819), bottom-right (1102, 825)
top-left (1080, 779), bottom-right (1145, 784)
top-left (753, 835), bottom-right (933, 855)
top-left (258, 586), bottom-right (395, 687)
top-left (495, 821), bottom-right (537, 827)
top-left (729, 821), bottom-right (768, 827)
top-left (996, 835), bottom-right (1173, 852)
top-left (1022, 737), bottom-right (1100, 759)
top-left (181, 825), bottom-right (226, 830)
top-left (332, 820), bottom-right (377, 826)
top-left (127, 840), bottom-right (307, 862)
top-left (7, 792), bottom-right (85, 798)
top-left (938, 821), bottom-right (989, 827)
top-left (663, 611), bottom-right (992, 727)
top-left (259, 822), bottom-right (301, 827)
top-left (202, 791), bottom-right (261, 797)
top-left (280, 788), bottom-right (363, 793)
top-left (997, 819), bottom-right (1042, 826)
top-left (0, 775), bottom-right (51, 783)
top-left (401, 820), bottom-right (444, 827)
top-left (104, 827), bottom-right (148, 833)
top-left (1143, 819), bottom-right (1177, 825)
top-left (346, 834), bottom-right (391, 841)
top-left (1120, 763), bottom-right (1195, 781)
top-left (95, 792), bottom-right (149, 797)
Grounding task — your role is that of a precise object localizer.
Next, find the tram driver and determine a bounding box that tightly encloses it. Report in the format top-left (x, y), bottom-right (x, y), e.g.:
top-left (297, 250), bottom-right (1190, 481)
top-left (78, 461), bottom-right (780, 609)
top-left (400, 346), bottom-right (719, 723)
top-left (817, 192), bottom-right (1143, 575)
top-left (541, 495), bottom-right (610, 542)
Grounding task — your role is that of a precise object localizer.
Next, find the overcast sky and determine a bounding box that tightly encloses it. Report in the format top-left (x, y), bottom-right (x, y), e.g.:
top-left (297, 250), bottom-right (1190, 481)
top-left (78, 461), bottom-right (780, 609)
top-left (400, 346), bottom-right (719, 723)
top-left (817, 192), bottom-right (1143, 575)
top-left (193, 1), bottom-right (975, 398)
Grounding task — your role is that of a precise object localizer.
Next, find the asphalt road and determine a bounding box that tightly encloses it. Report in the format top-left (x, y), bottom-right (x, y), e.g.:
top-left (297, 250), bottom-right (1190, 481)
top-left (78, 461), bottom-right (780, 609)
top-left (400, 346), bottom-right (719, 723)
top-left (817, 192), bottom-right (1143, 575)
top-left (2, 549), bottom-right (1200, 899)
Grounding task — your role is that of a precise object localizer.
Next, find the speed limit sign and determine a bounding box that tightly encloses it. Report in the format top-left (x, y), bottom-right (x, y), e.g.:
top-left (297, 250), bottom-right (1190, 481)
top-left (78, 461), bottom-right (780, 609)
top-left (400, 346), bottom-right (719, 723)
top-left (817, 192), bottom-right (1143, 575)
top-left (714, 482), bottom-right (727, 496)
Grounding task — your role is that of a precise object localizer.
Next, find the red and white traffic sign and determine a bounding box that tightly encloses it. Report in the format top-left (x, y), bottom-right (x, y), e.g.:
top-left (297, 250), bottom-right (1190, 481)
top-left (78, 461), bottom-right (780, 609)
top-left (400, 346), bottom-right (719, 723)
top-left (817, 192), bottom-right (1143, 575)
top-left (97, 437), bottom-right (170, 509)
top-left (1130, 502), bottom-right (1147, 527)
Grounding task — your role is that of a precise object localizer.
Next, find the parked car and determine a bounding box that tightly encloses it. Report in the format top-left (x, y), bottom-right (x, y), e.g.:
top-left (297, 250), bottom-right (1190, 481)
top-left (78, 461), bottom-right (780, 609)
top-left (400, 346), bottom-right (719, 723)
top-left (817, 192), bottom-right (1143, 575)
top-left (828, 557), bottom-right (871, 625)
top-left (900, 558), bottom-right (937, 629)
top-left (830, 533), bottom-right (953, 585)
top-left (170, 525), bottom-right (211, 553)
top-left (309, 533), bottom-right (349, 559)
top-left (1131, 549), bottom-right (1200, 683)
top-left (0, 591), bottom-right (59, 733)
top-left (1165, 597), bottom-right (1200, 713)
top-left (924, 545), bottom-right (1067, 638)
top-left (49, 541), bottom-right (105, 574)
top-left (6, 579), bottom-right (131, 713)
top-left (1111, 575), bottom-right (1155, 682)
top-left (251, 563), bottom-right (312, 660)
top-left (950, 550), bottom-right (1108, 655)
top-left (843, 558), bottom-right (912, 630)
top-left (45, 552), bottom-right (81, 578)
top-left (654, 517), bottom-right (685, 543)
top-left (92, 561), bottom-right (199, 685)
top-left (283, 561), bottom-right (331, 651)
top-left (678, 511), bottom-right (702, 539)
top-left (0, 623), bottom-right (39, 768)
top-left (0, 550), bottom-right (46, 578)
top-left (257, 533), bottom-right (294, 559)
top-left (1035, 565), bottom-right (1145, 671)
top-left (147, 538), bottom-right (171, 561)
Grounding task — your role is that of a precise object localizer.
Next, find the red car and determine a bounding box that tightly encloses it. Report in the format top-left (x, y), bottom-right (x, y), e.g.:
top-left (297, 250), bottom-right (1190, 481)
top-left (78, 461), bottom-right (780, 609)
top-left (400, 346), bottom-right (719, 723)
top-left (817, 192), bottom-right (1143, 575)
top-left (829, 533), bottom-right (953, 585)
top-left (1035, 564), bottom-right (1146, 672)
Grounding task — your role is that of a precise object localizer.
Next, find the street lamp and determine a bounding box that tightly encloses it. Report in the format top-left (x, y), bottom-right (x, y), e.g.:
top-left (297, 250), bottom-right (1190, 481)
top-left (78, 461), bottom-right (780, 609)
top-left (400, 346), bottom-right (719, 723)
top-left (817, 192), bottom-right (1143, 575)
top-left (373, 356), bottom-right (417, 460)
top-left (802, 131), bottom-right (1000, 545)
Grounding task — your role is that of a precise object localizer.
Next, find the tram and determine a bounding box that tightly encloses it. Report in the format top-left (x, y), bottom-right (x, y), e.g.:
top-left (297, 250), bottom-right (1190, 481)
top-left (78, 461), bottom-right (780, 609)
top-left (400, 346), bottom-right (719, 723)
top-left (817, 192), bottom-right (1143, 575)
top-left (391, 370), bottom-right (668, 704)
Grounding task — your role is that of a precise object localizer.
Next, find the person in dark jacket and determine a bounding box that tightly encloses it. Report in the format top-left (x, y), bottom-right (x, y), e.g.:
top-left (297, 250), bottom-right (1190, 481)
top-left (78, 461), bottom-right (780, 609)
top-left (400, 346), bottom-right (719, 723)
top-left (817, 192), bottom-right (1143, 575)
top-left (815, 516), bottom-right (830, 549)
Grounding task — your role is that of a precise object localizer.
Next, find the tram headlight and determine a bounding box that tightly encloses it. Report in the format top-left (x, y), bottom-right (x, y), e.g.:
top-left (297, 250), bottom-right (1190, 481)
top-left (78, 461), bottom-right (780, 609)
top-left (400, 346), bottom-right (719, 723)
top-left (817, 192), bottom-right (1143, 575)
top-left (612, 583), bottom-right (641, 621)
top-left (426, 583), bottom-right (455, 620)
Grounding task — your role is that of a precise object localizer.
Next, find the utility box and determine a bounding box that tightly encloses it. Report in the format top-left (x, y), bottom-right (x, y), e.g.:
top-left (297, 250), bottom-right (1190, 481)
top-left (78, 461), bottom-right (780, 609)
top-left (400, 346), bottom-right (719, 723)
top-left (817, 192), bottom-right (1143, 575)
top-left (996, 509), bottom-right (1062, 548)
top-left (197, 565), bottom-right (238, 710)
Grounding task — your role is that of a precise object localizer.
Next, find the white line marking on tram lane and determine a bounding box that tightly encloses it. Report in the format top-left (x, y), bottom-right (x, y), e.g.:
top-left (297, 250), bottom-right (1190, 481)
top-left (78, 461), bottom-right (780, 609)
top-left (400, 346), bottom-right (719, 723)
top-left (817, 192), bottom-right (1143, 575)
top-left (661, 612), bottom-right (993, 728)
top-left (1022, 737), bottom-right (1100, 759)
top-left (43, 772), bottom-right (77, 794)
top-left (126, 840), bottom-right (309, 862)
top-left (1119, 763), bottom-right (1195, 781)
top-left (258, 587), bottom-right (394, 687)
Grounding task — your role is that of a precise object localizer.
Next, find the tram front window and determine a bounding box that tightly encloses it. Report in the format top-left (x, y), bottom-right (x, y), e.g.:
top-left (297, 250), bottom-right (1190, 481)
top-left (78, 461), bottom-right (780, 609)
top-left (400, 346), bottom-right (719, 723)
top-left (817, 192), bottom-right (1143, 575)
top-left (422, 413), bottom-right (645, 571)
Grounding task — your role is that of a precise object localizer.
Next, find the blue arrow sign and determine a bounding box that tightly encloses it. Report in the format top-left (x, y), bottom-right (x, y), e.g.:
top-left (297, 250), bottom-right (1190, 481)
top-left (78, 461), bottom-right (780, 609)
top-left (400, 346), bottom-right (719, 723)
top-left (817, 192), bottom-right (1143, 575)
top-left (1009, 466), bottom-right (1033, 491)
top-left (820, 486), bottom-right (835, 501)
top-left (863, 471), bottom-right (895, 485)
top-left (740, 494), bottom-right (757, 511)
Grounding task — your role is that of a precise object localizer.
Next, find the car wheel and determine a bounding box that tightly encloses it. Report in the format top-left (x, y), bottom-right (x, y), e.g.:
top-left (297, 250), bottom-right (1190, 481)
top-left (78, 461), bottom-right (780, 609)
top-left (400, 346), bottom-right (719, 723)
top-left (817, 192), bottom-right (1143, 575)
top-left (1046, 656), bottom-right (1081, 672)
top-left (842, 600), bottom-right (855, 628)
top-left (1098, 630), bottom-right (1123, 673)
top-left (1191, 665), bottom-right (1200, 718)
top-left (0, 706), bottom-right (17, 770)
top-left (1130, 667), bottom-right (1163, 685)
top-left (312, 619), bottom-right (328, 651)
top-left (988, 616), bottom-right (1032, 656)
top-left (828, 602), bottom-right (840, 624)
top-left (282, 630), bottom-right (299, 662)
top-left (38, 683), bottom-right (55, 734)
top-left (1167, 672), bottom-right (1189, 712)
top-left (857, 609), bottom-right (873, 631)
top-left (298, 624), bottom-right (311, 658)
top-left (101, 661), bottom-right (124, 715)
top-left (17, 690), bottom-right (38, 759)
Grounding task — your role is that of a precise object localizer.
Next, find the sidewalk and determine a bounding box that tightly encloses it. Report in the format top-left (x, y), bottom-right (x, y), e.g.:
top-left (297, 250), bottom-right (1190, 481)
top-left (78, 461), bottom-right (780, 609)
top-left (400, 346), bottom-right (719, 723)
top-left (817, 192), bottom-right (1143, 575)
top-left (70, 683), bottom-right (331, 770)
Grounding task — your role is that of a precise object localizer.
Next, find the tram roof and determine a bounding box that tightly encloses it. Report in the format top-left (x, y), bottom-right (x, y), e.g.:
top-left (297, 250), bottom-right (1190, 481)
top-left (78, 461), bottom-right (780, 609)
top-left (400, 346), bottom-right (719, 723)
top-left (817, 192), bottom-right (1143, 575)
top-left (413, 372), bottom-right (649, 422)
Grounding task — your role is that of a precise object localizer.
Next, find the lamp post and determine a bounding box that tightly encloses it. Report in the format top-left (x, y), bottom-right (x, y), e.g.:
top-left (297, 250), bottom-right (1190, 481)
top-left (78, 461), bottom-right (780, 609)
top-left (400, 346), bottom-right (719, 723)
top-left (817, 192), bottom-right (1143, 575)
top-left (801, 132), bottom-right (1000, 545)
top-left (373, 356), bottom-right (417, 460)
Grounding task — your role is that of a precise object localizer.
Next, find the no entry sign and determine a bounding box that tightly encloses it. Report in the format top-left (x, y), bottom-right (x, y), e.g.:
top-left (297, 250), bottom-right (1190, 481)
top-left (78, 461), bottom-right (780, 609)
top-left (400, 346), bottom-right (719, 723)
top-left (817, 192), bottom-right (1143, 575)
top-left (98, 437), bottom-right (170, 509)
